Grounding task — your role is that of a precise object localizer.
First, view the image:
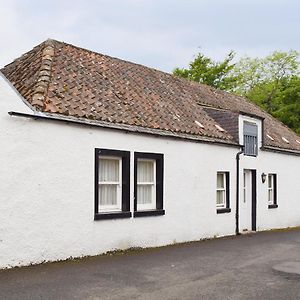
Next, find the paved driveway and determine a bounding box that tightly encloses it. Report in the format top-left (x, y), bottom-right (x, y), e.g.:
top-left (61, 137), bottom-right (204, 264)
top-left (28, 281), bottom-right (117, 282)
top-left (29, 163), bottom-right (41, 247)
top-left (0, 229), bottom-right (300, 299)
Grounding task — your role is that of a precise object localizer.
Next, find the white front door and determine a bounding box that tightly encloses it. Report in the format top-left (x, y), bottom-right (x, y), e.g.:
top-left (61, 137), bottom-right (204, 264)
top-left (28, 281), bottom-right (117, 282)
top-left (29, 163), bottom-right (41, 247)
top-left (240, 170), bottom-right (252, 232)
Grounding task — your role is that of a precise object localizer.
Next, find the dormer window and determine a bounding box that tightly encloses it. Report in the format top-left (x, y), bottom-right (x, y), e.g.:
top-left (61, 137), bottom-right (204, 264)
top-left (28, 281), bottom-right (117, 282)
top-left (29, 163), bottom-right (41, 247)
top-left (243, 121), bottom-right (258, 156)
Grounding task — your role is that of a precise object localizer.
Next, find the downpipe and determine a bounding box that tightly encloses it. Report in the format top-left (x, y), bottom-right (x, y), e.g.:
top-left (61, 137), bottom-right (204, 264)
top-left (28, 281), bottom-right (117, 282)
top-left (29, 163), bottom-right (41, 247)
top-left (236, 147), bottom-right (244, 235)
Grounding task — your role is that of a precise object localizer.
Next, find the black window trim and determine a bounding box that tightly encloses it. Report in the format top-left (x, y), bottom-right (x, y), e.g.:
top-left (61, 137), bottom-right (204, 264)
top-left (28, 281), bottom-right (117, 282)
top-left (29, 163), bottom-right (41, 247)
top-left (268, 173), bottom-right (278, 209)
top-left (217, 171), bottom-right (231, 214)
top-left (134, 152), bottom-right (164, 217)
top-left (94, 148), bottom-right (131, 220)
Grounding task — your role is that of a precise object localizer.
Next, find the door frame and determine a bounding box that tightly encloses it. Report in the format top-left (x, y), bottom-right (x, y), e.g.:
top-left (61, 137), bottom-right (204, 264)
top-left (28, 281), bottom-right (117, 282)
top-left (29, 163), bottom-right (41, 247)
top-left (241, 169), bottom-right (257, 232)
top-left (251, 170), bottom-right (257, 231)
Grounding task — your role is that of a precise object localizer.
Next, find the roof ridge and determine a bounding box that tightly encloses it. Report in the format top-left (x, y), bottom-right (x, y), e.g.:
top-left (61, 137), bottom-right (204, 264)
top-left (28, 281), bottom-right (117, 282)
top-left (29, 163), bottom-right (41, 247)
top-left (30, 39), bottom-right (56, 110)
top-left (3, 39), bottom-right (300, 151)
top-left (48, 39), bottom-right (178, 78)
top-left (32, 40), bottom-right (300, 141)
top-left (45, 39), bottom-right (300, 135)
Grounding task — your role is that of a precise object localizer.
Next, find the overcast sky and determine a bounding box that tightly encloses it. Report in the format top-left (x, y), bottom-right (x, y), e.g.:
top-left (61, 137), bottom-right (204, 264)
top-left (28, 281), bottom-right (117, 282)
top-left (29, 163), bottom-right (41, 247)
top-left (1, 0), bottom-right (299, 72)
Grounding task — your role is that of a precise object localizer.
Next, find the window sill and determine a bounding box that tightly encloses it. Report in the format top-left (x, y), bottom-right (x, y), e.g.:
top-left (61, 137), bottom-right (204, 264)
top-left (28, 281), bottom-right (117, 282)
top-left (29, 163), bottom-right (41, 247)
top-left (268, 204), bottom-right (278, 209)
top-left (243, 154), bottom-right (258, 157)
top-left (94, 211), bottom-right (132, 220)
top-left (134, 209), bottom-right (165, 218)
top-left (217, 208), bottom-right (231, 214)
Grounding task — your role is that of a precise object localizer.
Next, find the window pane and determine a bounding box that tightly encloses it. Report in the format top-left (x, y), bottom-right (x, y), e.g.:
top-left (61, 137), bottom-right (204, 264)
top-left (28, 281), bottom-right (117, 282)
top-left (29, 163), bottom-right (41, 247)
top-left (243, 121), bottom-right (258, 156)
top-left (99, 184), bottom-right (117, 206)
top-left (268, 175), bottom-right (272, 188)
top-left (217, 173), bottom-right (224, 188)
top-left (216, 191), bottom-right (225, 205)
top-left (268, 190), bottom-right (273, 203)
top-left (137, 160), bottom-right (154, 182)
top-left (244, 122), bottom-right (258, 135)
top-left (244, 135), bottom-right (258, 156)
top-left (137, 185), bottom-right (152, 204)
top-left (99, 158), bottom-right (119, 181)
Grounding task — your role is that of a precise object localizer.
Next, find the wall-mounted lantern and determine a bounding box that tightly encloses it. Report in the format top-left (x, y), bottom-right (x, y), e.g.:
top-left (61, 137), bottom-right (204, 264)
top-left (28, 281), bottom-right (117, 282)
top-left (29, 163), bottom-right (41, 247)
top-left (261, 172), bottom-right (267, 183)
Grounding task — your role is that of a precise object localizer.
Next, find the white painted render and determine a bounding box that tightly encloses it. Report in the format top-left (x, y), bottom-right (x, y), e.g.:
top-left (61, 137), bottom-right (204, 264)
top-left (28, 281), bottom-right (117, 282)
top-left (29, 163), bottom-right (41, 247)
top-left (0, 74), bottom-right (300, 269)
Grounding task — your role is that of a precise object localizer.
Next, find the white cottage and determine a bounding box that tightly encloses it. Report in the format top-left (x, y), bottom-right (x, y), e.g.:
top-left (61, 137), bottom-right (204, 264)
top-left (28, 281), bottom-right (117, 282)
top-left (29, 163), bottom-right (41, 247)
top-left (0, 39), bottom-right (299, 269)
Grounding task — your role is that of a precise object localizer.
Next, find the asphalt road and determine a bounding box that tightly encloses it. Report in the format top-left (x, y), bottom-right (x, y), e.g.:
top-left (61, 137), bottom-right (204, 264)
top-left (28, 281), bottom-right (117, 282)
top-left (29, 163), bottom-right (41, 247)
top-left (0, 229), bottom-right (300, 300)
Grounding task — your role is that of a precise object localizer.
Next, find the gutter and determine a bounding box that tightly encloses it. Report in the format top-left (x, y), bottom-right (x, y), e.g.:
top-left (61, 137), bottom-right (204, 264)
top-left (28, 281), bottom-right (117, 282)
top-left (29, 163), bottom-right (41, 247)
top-left (235, 147), bottom-right (244, 235)
top-left (8, 111), bottom-right (240, 148)
top-left (261, 146), bottom-right (300, 156)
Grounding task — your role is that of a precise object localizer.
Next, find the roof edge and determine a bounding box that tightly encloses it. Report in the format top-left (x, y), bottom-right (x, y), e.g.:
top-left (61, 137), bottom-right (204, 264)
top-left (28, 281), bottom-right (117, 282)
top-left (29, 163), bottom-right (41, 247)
top-left (30, 39), bottom-right (56, 110)
top-left (8, 111), bottom-right (240, 148)
top-left (261, 145), bottom-right (300, 156)
top-left (0, 72), bottom-right (36, 111)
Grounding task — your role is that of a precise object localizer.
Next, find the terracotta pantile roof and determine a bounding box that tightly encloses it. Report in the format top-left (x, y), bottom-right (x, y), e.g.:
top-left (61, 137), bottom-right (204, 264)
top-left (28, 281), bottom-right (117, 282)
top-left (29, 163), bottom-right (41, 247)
top-left (1, 39), bottom-right (300, 153)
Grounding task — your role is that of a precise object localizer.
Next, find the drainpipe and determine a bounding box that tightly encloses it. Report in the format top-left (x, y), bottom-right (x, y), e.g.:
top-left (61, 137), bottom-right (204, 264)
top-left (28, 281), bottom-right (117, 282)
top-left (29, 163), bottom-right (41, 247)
top-left (236, 147), bottom-right (244, 235)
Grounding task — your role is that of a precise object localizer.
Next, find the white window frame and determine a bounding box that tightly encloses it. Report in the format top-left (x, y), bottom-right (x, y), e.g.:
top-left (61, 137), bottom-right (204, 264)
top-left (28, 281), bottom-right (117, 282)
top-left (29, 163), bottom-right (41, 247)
top-left (136, 158), bottom-right (156, 211)
top-left (243, 121), bottom-right (258, 156)
top-left (238, 115), bottom-right (262, 157)
top-left (98, 156), bottom-right (122, 212)
top-left (268, 174), bottom-right (275, 205)
top-left (216, 172), bottom-right (226, 209)
top-left (243, 172), bottom-right (246, 203)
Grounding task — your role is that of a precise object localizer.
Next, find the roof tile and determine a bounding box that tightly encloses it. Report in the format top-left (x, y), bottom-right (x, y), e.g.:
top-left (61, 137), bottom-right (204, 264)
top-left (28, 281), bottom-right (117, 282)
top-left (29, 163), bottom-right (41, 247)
top-left (1, 39), bottom-right (300, 152)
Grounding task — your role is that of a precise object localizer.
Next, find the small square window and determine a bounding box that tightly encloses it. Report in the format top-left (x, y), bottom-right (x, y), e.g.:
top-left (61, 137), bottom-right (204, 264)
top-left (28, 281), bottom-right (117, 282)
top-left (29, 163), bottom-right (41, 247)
top-left (134, 152), bottom-right (164, 217)
top-left (268, 174), bottom-right (278, 209)
top-left (216, 172), bottom-right (231, 214)
top-left (94, 149), bottom-right (131, 220)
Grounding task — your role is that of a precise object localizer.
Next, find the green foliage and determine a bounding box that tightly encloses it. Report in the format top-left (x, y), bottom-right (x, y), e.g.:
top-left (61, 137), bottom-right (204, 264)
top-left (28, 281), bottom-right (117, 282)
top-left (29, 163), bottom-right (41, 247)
top-left (232, 50), bottom-right (300, 134)
top-left (273, 77), bottom-right (300, 134)
top-left (173, 50), bottom-right (300, 134)
top-left (173, 51), bottom-right (237, 90)
top-left (232, 50), bottom-right (299, 111)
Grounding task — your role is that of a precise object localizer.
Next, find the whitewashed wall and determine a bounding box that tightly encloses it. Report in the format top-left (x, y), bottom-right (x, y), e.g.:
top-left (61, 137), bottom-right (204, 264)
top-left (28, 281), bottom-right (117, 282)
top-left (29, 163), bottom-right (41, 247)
top-left (0, 74), bottom-right (299, 269)
top-left (242, 150), bottom-right (300, 231)
top-left (238, 114), bottom-right (300, 230)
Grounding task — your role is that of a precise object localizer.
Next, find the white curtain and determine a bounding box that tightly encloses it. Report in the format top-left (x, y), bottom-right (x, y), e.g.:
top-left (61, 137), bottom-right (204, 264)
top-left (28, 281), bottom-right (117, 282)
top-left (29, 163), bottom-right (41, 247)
top-left (216, 191), bottom-right (225, 206)
top-left (216, 173), bottom-right (225, 207)
top-left (137, 160), bottom-right (154, 205)
top-left (268, 175), bottom-right (272, 188)
top-left (99, 159), bottom-right (119, 182)
top-left (217, 173), bottom-right (224, 189)
top-left (99, 185), bottom-right (117, 205)
top-left (268, 175), bottom-right (274, 203)
top-left (99, 158), bottom-right (119, 206)
top-left (137, 160), bottom-right (154, 182)
top-left (137, 185), bottom-right (152, 204)
top-left (268, 190), bottom-right (273, 203)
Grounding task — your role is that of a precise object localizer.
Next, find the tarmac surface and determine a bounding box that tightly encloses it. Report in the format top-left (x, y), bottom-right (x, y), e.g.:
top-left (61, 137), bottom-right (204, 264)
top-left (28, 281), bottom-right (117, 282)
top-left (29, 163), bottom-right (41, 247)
top-left (272, 261), bottom-right (300, 275)
top-left (0, 228), bottom-right (299, 300)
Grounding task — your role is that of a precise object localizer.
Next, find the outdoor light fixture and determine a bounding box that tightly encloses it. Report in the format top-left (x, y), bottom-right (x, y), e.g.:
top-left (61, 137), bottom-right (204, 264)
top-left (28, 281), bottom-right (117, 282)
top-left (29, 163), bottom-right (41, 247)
top-left (261, 172), bottom-right (267, 183)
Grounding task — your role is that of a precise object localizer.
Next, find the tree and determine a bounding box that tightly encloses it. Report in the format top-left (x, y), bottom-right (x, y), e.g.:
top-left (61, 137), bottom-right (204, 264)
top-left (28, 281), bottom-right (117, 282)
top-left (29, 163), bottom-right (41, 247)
top-left (272, 76), bottom-right (300, 134)
top-left (173, 50), bottom-right (300, 134)
top-left (232, 51), bottom-right (300, 133)
top-left (231, 50), bottom-right (299, 114)
top-left (173, 51), bottom-right (237, 90)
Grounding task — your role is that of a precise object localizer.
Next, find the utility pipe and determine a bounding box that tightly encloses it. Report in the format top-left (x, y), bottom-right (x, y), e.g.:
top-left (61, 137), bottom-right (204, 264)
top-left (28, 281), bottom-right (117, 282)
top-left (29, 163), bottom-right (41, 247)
top-left (236, 147), bottom-right (244, 235)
